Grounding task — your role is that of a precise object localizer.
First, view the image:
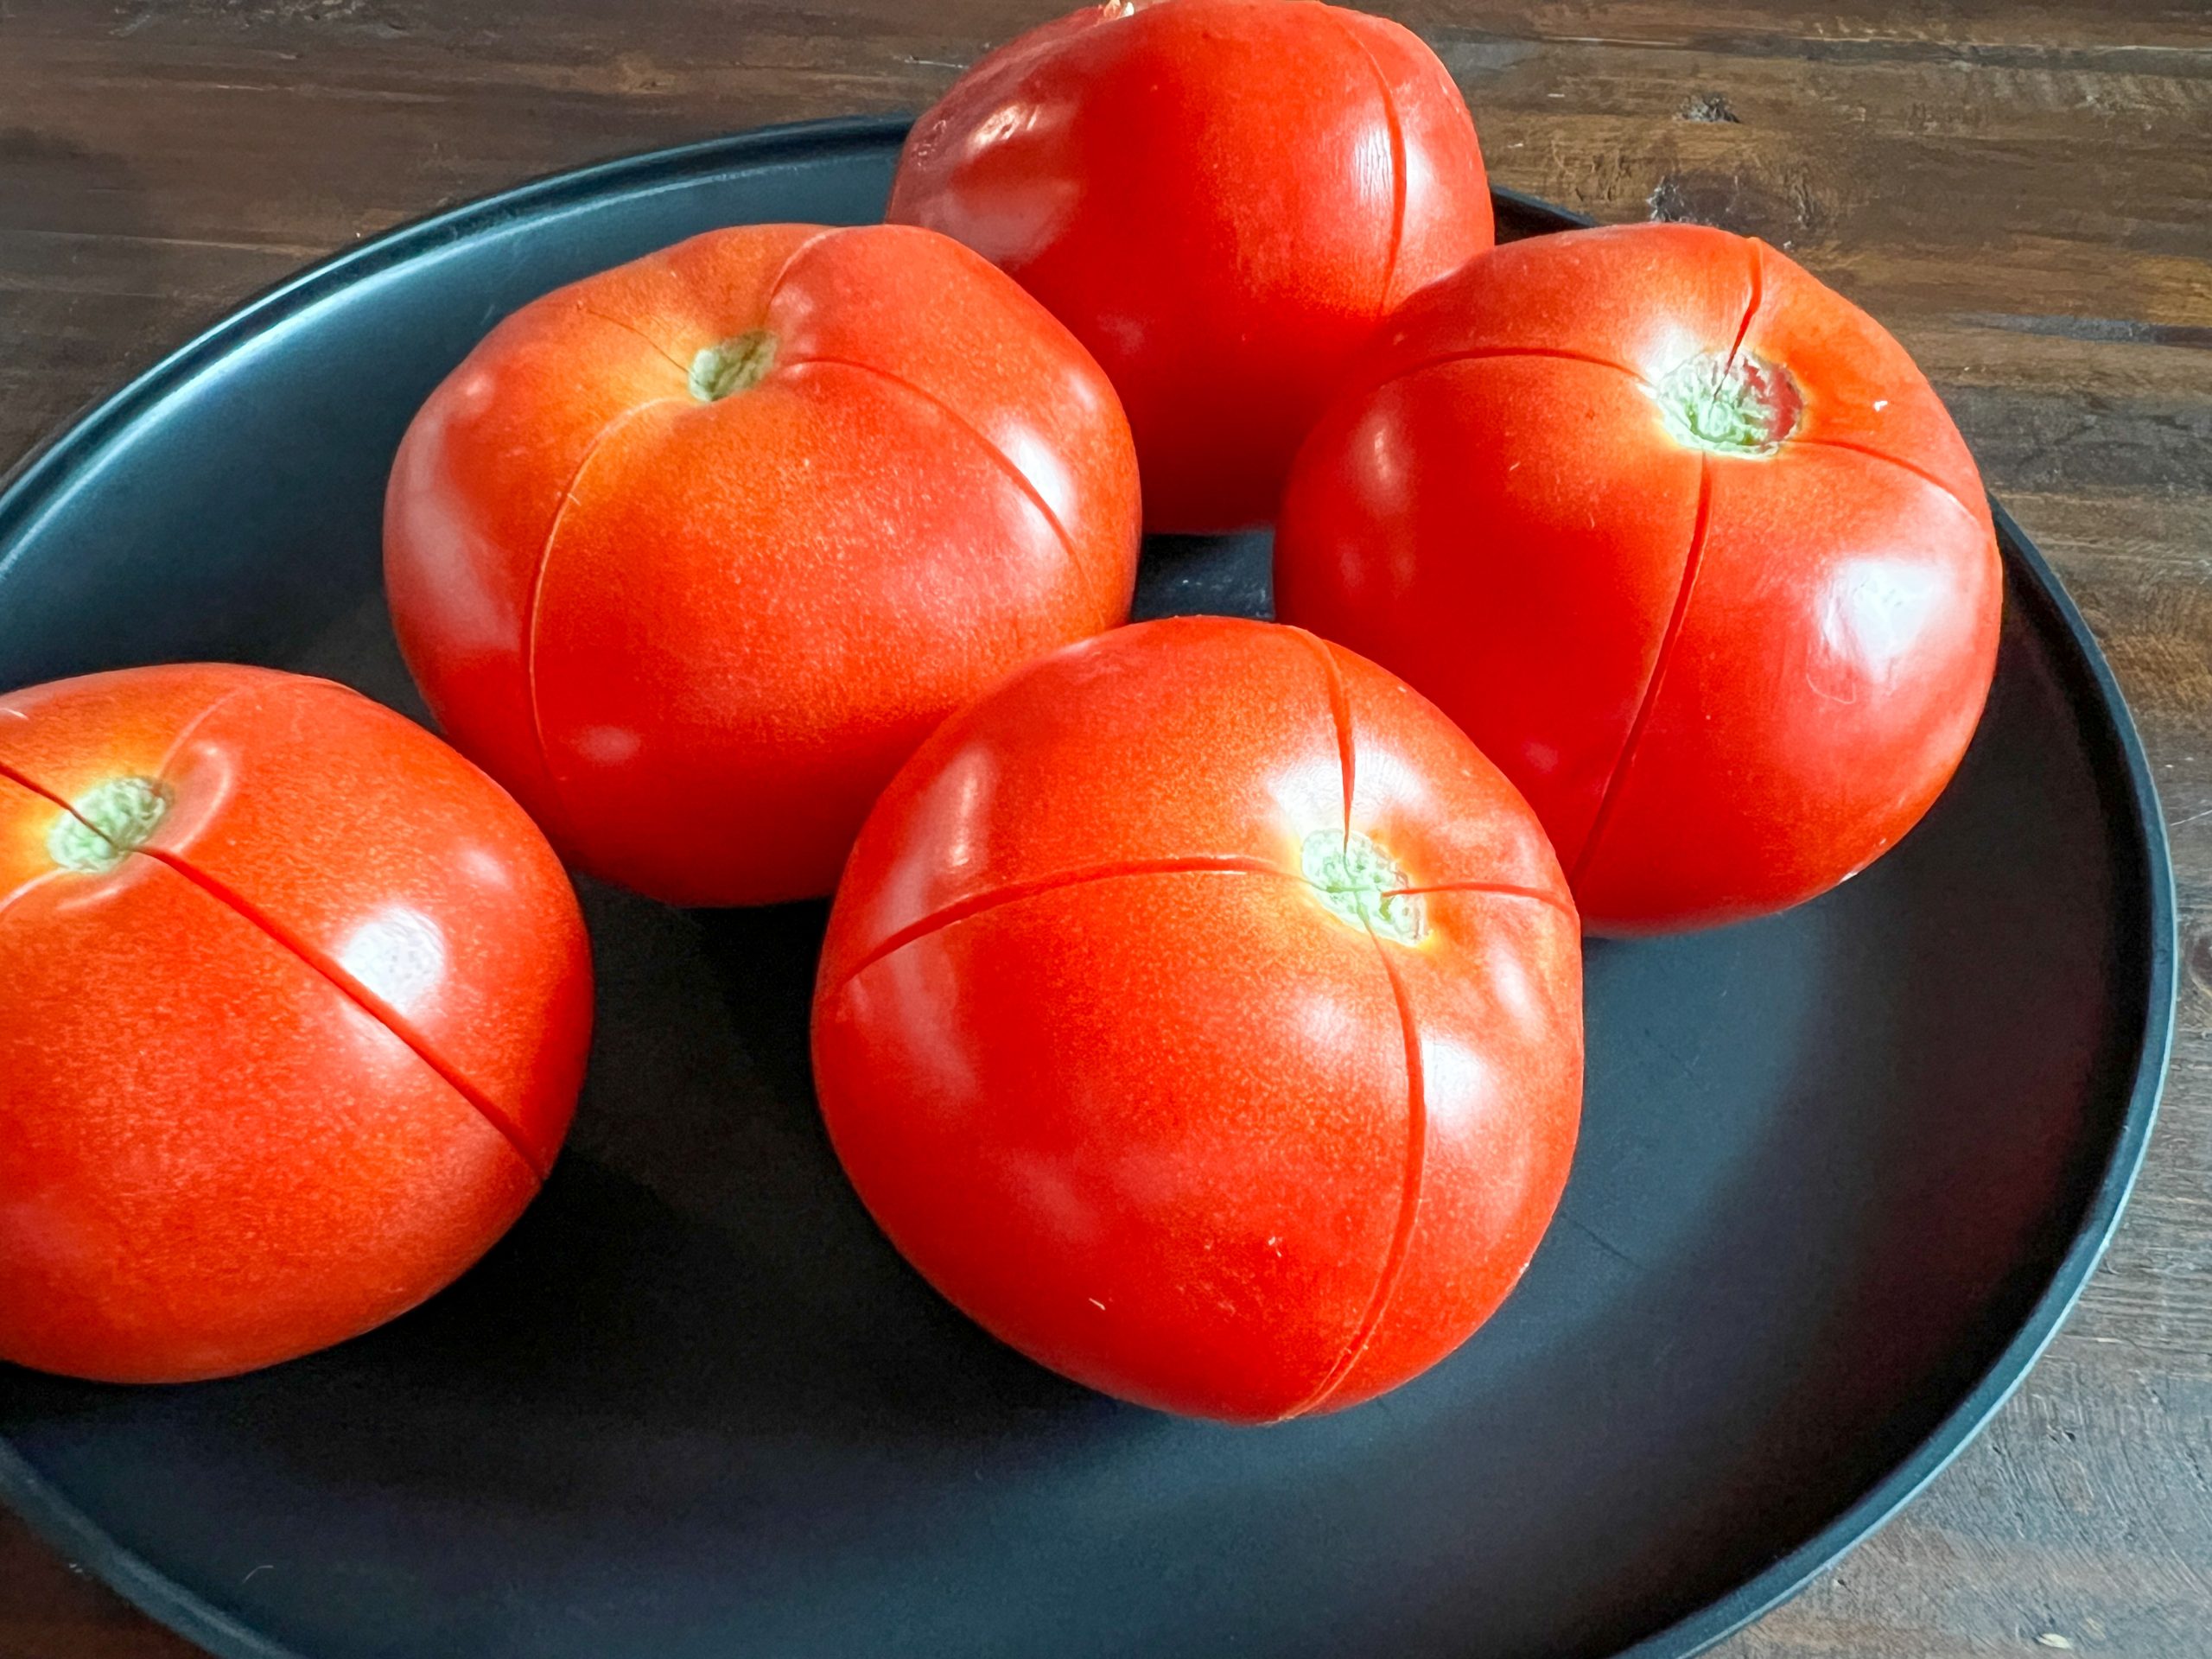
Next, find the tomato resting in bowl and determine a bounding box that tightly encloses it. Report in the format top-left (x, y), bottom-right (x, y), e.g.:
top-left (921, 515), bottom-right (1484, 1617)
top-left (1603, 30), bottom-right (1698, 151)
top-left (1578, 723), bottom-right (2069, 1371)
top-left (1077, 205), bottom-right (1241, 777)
top-left (812, 617), bottom-right (1583, 1422)
top-left (0, 665), bottom-right (590, 1383)
top-left (385, 221), bottom-right (1141, 907)
top-left (1275, 222), bottom-right (2004, 933)
top-left (889, 0), bottom-right (1492, 534)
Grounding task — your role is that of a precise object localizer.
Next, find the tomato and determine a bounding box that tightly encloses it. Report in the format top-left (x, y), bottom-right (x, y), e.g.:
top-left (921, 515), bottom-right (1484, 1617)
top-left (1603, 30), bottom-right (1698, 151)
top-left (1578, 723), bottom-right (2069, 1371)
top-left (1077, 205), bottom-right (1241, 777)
top-left (0, 664), bottom-right (591, 1382)
top-left (887, 0), bottom-right (1491, 534)
top-left (385, 222), bottom-right (1140, 907)
top-left (1274, 222), bottom-right (2004, 933)
top-left (811, 616), bottom-right (1580, 1421)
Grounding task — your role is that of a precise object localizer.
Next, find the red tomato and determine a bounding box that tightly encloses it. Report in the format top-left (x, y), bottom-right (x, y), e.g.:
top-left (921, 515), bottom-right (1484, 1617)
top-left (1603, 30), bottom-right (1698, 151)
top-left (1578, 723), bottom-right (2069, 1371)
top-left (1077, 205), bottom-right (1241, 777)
top-left (0, 665), bottom-right (591, 1382)
top-left (887, 0), bottom-right (1491, 534)
top-left (812, 617), bottom-right (1581, 1421)
top-left (1275, 223), bottom-right (2004, 933)
top-left (385, 222), bottom-right (1140, 906)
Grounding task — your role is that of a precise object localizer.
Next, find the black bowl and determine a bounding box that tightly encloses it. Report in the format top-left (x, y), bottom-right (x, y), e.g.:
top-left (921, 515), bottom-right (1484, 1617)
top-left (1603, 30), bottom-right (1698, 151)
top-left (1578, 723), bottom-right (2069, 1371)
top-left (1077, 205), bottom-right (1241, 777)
top-left (0, 118), bottom-right (2174, 1659)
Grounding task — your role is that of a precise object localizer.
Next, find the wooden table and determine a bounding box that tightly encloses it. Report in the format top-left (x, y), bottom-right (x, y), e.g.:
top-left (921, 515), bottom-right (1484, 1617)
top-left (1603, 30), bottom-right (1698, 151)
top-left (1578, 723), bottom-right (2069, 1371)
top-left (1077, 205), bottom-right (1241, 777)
top-left (2, 2), bottom-right (2207, 1653)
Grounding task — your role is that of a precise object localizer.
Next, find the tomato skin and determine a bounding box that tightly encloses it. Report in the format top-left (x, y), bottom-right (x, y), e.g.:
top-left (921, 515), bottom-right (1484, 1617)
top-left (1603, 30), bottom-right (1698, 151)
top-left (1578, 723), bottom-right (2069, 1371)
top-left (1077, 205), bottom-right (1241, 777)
top-left (1275, 223), bottom-right (2004, 933)
top-left (0, 665), bottom-right (590, 1382)
top-left (887, 0), bottom-right (1491, 534)
top-left (385, 222), bottom-right (1141, 906)
top-left (813, 618), bottom-right (1581, 1421)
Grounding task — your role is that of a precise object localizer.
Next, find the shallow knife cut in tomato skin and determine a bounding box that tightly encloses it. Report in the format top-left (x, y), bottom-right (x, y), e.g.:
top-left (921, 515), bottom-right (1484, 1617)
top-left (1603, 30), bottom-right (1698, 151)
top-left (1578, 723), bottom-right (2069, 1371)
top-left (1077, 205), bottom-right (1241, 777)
top-left (1275, 221), bottom-right (2004, 933)
top-left (0, 664), bottom-right (591, 1383)
top-left (385, 221), bottom-right (1141, 906)
top-left (887, 0), bottom-right (1492, 534)
top-left (813, 617), bottom-right (1582, 1423)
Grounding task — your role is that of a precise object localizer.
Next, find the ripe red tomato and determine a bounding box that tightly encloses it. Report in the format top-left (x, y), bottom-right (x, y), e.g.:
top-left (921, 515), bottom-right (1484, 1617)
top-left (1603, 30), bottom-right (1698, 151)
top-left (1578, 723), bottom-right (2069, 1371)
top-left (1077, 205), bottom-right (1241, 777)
top-left (1275, 223), bottom-right (2004, 933)
top-left (812, 616), bottom-right (1581, 1421)
top-left (0, 664), bottom-right (591, 1382)
top-left (887, 0), bottom-right (1492, 534)
top-left (385, 222), bottom-right (1140, 907)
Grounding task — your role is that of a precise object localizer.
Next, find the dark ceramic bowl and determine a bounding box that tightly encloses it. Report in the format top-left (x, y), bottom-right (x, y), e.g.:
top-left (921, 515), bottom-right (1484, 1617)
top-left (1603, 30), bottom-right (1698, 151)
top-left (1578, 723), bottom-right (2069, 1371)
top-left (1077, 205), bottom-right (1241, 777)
top-left (0, 118), bottom-right (2174, 1659)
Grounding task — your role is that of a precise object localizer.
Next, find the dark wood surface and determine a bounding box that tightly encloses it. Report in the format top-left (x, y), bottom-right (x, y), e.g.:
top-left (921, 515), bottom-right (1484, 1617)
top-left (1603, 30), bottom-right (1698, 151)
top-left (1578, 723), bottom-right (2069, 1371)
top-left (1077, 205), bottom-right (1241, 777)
top-left (2, 1), bottom-right (2208, 1654)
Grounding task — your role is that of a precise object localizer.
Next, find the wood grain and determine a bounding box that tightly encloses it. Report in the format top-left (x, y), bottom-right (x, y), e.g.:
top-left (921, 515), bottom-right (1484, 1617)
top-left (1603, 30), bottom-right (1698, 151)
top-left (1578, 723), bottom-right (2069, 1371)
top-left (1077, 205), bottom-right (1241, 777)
top-left (1, 2), bottom-right (2207, 1654)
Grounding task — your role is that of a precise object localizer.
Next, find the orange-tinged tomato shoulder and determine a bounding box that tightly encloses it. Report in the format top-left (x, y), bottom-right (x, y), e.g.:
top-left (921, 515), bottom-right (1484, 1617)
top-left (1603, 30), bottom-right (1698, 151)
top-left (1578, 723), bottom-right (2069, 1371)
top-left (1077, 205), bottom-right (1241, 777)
top-left (818, 616), bottom-right (1354, 989)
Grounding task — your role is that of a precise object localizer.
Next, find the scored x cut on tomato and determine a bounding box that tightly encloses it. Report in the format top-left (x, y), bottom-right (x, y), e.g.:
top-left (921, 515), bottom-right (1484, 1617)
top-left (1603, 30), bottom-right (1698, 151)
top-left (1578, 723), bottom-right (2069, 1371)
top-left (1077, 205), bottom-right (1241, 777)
top-left (386, 221), bottom-right (1141, 906)
top-left (888, 0), bottom-right (1494, 532)
top-left (814, 617), bottom-right (1583, 1422)
top-left (0, 664), bottom-right (590, 1382)
top-left (1276, 221), bottom-right (2003, 932)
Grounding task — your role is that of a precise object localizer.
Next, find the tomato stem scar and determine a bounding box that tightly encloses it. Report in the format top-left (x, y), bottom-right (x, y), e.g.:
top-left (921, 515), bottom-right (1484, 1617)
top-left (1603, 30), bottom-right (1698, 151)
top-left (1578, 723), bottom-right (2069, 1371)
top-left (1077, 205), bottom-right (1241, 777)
top-left (1302, 830), bottom-right (1423, 944)
top-left (48, 776), bottom-right (172, 873)
top-left (1654, 350), bottom-right (1802, 456)
top-left (688, 329), bottom-right (778, 401)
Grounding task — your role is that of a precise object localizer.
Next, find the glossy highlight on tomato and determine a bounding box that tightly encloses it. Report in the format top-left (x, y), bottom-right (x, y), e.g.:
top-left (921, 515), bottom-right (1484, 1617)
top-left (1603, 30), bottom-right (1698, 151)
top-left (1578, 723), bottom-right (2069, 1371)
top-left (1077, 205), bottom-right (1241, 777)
top-left (1275, 222), bottom-right (2004, 933)
top-left (888, 0), bottom-right (1492, 533)
top-left (385, 221), bottom-right (1141, 906)
top-left (812, 617), bottom-right (1582, 1422)
top-left (0, 664), bottom-right (592, 1383)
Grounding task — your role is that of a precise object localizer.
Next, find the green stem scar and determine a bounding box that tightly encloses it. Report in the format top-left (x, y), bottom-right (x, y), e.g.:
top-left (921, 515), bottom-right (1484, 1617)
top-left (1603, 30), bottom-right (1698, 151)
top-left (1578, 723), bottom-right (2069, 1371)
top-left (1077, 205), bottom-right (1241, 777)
top-left (688, 329), bottom-right (778, 401)
top-left (1302, 830), bottom-right (1424, 944)
top-left (1654, 350), bottom-right (1802, 455)
top-left (48, 776), bottom-right (173, 873)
